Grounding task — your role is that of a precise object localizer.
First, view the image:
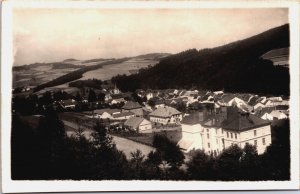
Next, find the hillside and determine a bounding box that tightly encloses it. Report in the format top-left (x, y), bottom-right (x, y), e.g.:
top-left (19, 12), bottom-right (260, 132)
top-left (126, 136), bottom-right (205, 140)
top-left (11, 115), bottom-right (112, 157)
top-left (112, 24), bottom-right (290, 95)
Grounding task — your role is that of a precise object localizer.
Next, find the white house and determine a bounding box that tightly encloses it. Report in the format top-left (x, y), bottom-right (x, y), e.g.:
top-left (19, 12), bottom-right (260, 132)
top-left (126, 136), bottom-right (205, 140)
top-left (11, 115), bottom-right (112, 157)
top-left (124, 117), bottom-right (152, 133)
top-left (178, 107), bottom-right (272, 155)
top-left (149, 106), bottom-right (182, 125)
top-left (222, 110), bottom-right (272, 154)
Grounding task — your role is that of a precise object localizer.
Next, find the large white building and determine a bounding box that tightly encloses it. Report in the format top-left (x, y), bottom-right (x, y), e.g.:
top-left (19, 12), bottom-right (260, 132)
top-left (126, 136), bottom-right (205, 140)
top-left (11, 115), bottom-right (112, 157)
top-left (178, 107), bottom-right (272, 155)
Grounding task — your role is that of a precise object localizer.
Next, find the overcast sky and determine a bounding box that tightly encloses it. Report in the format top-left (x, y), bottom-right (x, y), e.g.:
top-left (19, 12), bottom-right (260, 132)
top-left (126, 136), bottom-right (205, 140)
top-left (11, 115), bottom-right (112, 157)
top-left (13, 8), bottom-right (288, 66)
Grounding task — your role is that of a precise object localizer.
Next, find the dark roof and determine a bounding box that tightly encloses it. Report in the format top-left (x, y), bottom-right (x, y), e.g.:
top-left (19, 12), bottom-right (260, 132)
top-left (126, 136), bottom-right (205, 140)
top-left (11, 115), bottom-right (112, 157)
top-left (248, 96), bottom-right (260, 106)
top-left (220, 94), bottom-right (235, 103)
top-left (275, 105), bottom-right (289, 110)
top-left (124, 117), bottom-right (148, 129)
top-left (222, 109), bottom-right (270, 132)
top-left (122, 101), bottom-right (142, 110)
top-left (149, 106), bottom-right (181, 118)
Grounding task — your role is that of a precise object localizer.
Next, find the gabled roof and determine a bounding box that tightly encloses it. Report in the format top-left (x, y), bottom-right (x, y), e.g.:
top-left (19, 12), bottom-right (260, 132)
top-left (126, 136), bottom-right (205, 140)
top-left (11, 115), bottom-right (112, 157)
top-left (122, 101), bottom-right (142, 110)
top-left (222, 108), bottom-right (270, 132)
top-left (149, 106), bottom-right (181, 118)
top-left (124, 117), bottom-right (148, 129)
top-left (219, 94), bottom-right (236, 103)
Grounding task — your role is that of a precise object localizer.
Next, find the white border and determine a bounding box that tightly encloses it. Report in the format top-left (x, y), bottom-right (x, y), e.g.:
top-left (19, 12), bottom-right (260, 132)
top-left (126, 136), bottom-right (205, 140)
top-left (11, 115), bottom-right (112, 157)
top-left (1, 1), bottom-right (299, 193)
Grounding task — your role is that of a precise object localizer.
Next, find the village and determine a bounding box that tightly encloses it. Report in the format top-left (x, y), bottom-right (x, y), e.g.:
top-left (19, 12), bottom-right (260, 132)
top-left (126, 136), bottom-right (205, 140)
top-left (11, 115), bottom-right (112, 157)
top-left (13, 81), bottom-right (290, 158)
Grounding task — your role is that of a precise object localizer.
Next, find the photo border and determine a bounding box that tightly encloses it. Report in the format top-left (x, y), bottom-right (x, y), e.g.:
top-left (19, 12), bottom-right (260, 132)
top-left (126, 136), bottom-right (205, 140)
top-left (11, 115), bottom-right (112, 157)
top-left (1, 1), bottom-right (299, 193)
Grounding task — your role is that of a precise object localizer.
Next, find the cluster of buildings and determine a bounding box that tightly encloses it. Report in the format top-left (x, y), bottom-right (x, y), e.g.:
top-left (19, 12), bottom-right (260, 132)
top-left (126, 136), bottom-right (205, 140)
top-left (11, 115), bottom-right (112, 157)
top-left (22, 83), bottom-right (289, 156)
top-left (64, 87), bottom-right (288, 156)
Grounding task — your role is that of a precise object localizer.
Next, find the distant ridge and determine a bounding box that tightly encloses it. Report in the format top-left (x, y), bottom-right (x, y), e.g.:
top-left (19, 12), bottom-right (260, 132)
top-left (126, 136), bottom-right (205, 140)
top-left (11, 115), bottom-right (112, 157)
top-left (112, 24), bottom-right (290, 96)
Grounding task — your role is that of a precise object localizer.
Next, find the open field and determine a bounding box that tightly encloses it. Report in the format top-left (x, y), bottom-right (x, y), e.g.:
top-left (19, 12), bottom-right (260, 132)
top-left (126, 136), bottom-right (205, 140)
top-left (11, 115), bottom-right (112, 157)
top-left (79, 58), bottom-right (158, 80)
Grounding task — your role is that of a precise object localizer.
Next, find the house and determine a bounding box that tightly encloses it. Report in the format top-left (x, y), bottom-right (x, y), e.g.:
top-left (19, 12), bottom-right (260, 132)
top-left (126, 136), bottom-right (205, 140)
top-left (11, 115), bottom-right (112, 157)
top-left (122, 101), bottom-right (143, 116)
top-left (221, 108), bottom-right (272, 154)
top-left (124, 117), bottom-right (152, 133)
top-left (178, 107), bottom-right (272, 155)
top-left (177, 110), bottom-right (226, 154)
top-left (149, 106), bottom-right (182, 125)
top-left (112, 111), bottom-right (135, 120)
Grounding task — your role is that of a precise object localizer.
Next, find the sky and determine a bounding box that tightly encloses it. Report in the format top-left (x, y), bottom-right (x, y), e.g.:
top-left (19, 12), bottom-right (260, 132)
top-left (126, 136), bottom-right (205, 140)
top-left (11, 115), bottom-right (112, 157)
top-left (12, 8), bottom-right (288, 66)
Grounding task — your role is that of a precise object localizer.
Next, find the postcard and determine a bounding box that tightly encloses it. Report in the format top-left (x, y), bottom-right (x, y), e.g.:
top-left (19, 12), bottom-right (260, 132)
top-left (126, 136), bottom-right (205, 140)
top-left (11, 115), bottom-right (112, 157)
top-left (1, 0), bottom-right (299, 193)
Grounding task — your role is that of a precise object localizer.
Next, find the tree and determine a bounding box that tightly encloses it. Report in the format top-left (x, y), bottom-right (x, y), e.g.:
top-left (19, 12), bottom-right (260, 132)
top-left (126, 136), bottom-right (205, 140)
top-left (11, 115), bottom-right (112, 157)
top-left (91, 121), bottom-right (113, 150)
top-left (88, 89), bottom-right (97, 102)
top-left (129, 149), bottom-right (145, 179)
top-left (187, 150), bottom-right (214, 180)
top-left (215, 144), bottom-right (243, 180)
top-left (152, 134), bottom-right (185, 169)
top-left (239, 143), bottom-right (261, 180)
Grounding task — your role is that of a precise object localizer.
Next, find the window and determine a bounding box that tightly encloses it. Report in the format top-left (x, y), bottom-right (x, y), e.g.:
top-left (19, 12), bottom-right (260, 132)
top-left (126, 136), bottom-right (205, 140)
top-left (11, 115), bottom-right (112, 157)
top-left (254, 130), bottom-right (257, 136)
top-left (262, 138), bottom-right (266, 145)
top-left (215, 129), bottom-right (217, 135)
top-left (227, 132), bottom-right (229, 138)
top-left (206, 128), bottom-right (209, 133)
top-left (254, 140), bottom-right (257, 146)
top-left (222, 129), bottom-right (224, 134)
top-left (208, 143), bottom-right (210, 148)
top-left (235, 133), bottom-right (237, 139)
top-left (216, 138), bottom-right (218, 144)
top-left (207, 133), bottom-right (210, 139)
top-left (230, 133), bottom-right (233, 138)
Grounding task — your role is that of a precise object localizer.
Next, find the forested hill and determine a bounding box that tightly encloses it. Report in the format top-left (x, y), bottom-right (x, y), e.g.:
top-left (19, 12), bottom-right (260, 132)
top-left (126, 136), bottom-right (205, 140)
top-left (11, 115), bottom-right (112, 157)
top-left (112, 24), bottom-right (290, 96)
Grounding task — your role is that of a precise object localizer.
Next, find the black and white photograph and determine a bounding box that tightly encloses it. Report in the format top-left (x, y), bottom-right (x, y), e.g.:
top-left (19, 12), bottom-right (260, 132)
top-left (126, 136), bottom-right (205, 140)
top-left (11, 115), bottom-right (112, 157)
top-left (1, 1), bottom-right (299, 193)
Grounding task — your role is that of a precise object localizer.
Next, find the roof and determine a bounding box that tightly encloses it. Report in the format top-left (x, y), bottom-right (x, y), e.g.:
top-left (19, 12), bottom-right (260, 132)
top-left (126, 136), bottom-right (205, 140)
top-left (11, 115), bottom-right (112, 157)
top-left (149, 106), bottom-right (181, 118)
top-left (248, 96), bottom-right (260, 106)
top-left (122, 101), bottom-right (142, 110)
top-left (177, 139), bottom-right (193, 151)
top-left (275, 105), bottom-right (289, 110)
top-left (181, 112), bottom-right (204, 125)
top-left (222, 108), bottom-right (270, 132)
top-left (220, 94), bottom-right (235, 103)
top-left (124, 117), bottom-right (147, 129)
top-left (94, 108), bottom-right (120, 115)
top-left (112, 111), bottom-right (135, 118)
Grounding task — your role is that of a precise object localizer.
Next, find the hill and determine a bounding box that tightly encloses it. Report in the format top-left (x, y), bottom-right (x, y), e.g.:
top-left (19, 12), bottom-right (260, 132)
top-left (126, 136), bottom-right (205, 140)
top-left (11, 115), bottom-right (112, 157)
top-left (112, 24), bottom-right (290, 95)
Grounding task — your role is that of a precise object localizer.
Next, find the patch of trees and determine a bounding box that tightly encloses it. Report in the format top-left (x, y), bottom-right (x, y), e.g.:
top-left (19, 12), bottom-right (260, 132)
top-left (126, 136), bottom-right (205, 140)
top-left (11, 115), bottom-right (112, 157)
top-left (112, 24), bottom-right (290, 96)
top-left (69, 79), bottom-right (103, 89)
top-left (11, 110), bottom-right (290, 180)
